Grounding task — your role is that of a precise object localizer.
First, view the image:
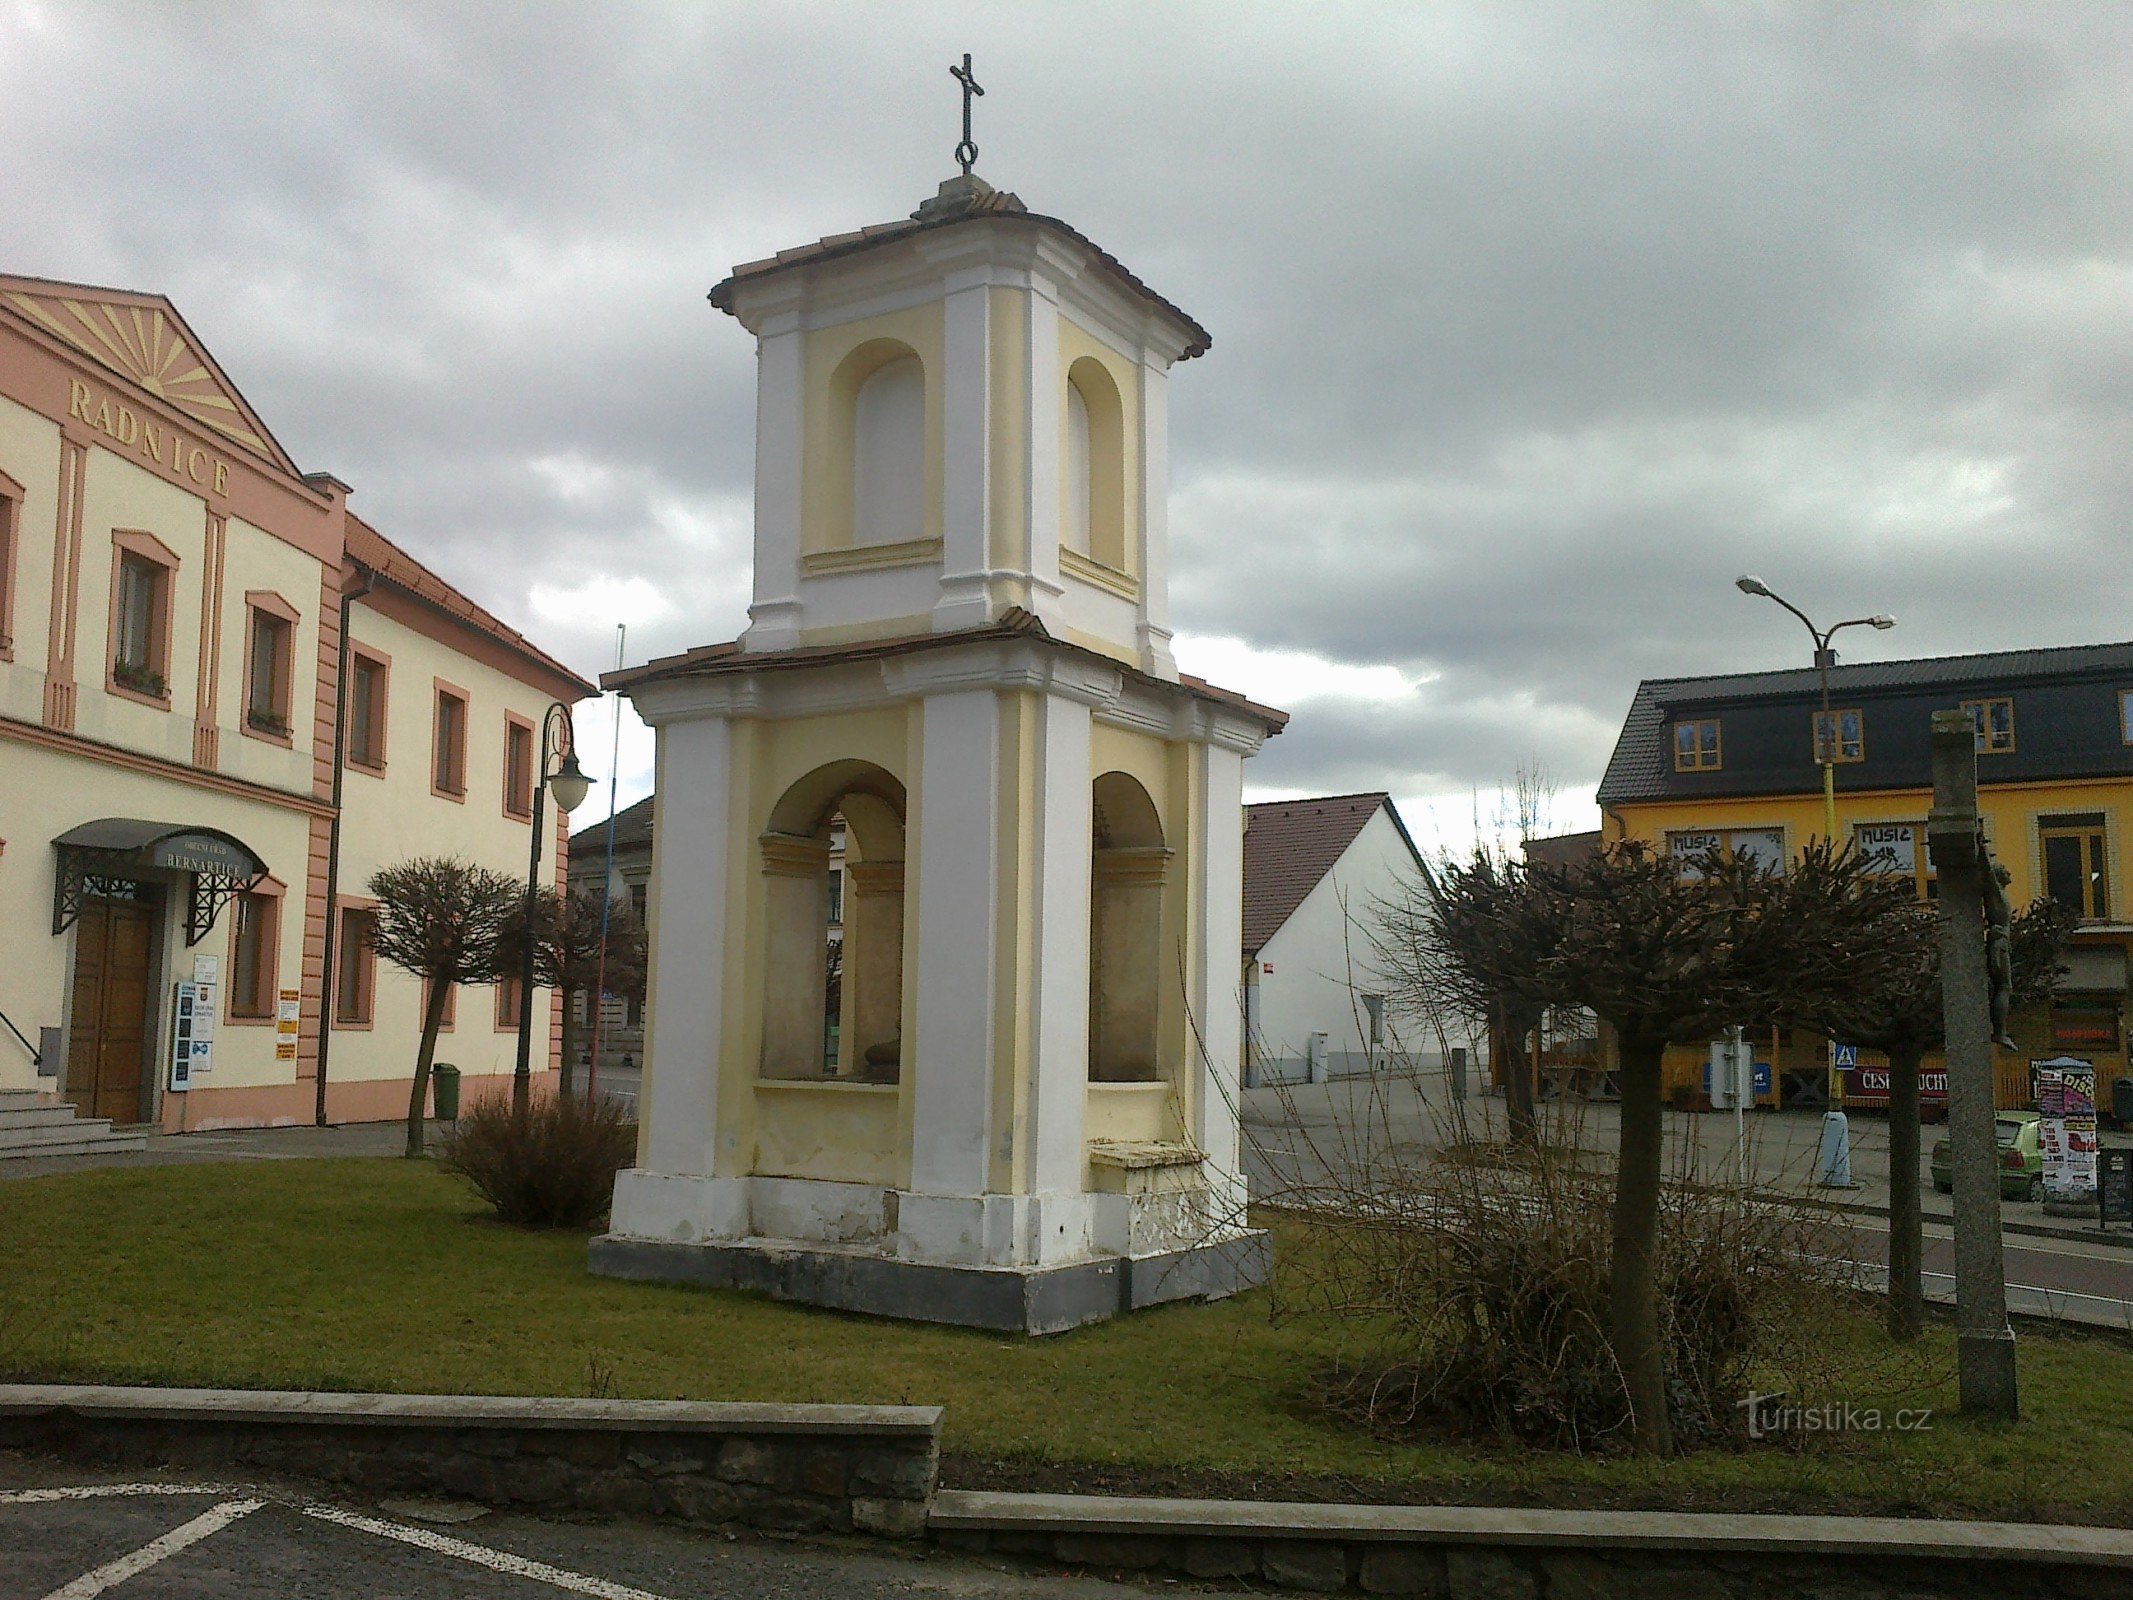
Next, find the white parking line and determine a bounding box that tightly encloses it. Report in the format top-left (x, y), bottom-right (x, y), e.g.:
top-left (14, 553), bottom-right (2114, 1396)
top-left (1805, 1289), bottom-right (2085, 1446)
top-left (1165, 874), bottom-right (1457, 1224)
top-left (0, 1484), bottom-right (246, 1505)
top-left (9, 1482), bottom-right (685, 1600)
top-left (36, 1497), bottom-right (263, 1600)
top-left (301, 1503), bottom-right (678, 1600)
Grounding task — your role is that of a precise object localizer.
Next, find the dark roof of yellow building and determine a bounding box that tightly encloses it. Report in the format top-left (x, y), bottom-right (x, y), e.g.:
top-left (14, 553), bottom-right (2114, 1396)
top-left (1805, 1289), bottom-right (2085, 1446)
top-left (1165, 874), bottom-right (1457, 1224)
top-left (1598, 640), bottom-right (2133, 807)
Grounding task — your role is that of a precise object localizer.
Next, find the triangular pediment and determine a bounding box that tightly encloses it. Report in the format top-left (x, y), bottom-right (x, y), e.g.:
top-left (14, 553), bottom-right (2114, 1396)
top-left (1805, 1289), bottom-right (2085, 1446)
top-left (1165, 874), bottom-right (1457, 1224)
top-left (0, 275), bottom-right (295, 472)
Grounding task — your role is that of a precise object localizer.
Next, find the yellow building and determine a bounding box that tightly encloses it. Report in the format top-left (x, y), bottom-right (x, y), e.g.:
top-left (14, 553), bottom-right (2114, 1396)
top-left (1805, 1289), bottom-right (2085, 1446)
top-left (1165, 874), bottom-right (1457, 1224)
top-left (1596, 645), bottom-right (2133, 1114)
top-left (0, 274), bottom-right (594, 1143)
top-left (591, 170), bottom-right (1287, 1332)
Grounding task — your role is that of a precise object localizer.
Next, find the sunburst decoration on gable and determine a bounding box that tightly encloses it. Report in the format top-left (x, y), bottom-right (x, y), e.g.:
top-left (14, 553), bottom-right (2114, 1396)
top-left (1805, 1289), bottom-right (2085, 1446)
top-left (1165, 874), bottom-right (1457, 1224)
top-left (4, 289), bottom-right (277, 460)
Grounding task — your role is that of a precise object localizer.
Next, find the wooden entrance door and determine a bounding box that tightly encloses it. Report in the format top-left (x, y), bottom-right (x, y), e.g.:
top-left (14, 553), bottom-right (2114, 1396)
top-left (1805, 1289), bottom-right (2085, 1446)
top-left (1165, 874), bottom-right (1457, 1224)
top-left (66, 893), bottom-right (158, 1125)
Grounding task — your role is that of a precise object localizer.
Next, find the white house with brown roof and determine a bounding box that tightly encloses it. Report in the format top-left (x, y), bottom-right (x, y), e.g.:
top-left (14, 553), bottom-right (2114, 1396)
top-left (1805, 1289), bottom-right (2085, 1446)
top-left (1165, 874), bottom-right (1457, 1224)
top-left (1242, 792), bottom-right (1427, 1086)
top-left (0, 273), bottom-right (594, 1145)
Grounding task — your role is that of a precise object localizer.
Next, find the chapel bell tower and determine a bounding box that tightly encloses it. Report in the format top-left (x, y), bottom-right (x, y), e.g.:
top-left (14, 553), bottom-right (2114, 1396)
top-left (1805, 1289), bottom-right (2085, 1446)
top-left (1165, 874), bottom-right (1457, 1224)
top-left (593, 84), bottom-right (1283, 1334)
top-left (716, 165), bottom-right (1203, 679)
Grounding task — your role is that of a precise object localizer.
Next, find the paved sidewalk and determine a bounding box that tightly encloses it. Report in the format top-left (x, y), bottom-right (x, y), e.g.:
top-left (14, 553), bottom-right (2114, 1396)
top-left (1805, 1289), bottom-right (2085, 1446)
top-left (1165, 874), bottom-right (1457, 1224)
top-left (0, 1119), bottom-right (448, 1181)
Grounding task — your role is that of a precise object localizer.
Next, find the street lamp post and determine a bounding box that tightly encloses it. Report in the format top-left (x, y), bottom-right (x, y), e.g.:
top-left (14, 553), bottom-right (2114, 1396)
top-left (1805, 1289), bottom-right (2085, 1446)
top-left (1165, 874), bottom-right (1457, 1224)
top-left (1734, 576), bottom-right (1895, 844)
top-left (514, 701), bottom-right (592, 1114)
top-left (1733, 577), bottom-right (1894, 1172)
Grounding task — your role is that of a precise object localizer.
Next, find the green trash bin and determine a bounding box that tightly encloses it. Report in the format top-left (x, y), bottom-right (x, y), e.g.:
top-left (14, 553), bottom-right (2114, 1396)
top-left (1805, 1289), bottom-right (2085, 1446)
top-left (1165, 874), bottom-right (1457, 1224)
top-left (431, 1063), bottom-right (461, 1121)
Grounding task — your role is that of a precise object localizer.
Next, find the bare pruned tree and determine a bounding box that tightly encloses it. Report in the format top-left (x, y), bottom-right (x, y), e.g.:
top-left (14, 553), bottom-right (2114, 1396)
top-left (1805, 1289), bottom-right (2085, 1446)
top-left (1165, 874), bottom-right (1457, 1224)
top-left (1409, 838), bottom-right (1912, 1454)
top-left (367, 857), bottom-right (521, 1157)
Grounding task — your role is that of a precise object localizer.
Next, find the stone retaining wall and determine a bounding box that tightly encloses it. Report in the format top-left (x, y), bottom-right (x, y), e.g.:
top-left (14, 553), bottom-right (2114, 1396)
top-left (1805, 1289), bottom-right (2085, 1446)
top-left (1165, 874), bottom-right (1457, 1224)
top-left (0, 1385), bottom-right (940, 1539)
top-left (930, 1491), bottom-right (2133, 1598)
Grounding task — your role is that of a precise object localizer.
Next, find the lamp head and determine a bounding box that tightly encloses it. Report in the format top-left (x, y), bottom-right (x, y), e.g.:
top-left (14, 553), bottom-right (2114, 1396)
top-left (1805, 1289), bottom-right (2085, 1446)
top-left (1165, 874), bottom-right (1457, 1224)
top-left (1870, 614), bottom-right (1896, 630)
top-left (548, 751), bottom-right (592, 815)
top-left (1735, 575), bottom-right (1770, 597)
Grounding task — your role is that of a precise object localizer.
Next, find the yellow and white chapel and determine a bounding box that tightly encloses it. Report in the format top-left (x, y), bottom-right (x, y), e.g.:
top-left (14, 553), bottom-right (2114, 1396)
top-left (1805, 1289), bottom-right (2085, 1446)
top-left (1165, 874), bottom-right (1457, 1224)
top-left (590, 142), bottom-right (1286, 1333)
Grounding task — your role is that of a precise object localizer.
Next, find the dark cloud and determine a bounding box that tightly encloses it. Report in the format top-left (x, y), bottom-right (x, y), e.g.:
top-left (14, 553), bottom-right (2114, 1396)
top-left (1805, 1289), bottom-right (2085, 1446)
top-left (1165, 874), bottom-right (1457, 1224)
top-left (3, 1), bottom-right (2127, 823)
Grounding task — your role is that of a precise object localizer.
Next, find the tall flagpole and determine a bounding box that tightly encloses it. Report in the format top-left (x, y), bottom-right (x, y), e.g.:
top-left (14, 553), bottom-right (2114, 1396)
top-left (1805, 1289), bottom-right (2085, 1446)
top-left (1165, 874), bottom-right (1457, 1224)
top-left (586, 624), bottom-right (626, 1101)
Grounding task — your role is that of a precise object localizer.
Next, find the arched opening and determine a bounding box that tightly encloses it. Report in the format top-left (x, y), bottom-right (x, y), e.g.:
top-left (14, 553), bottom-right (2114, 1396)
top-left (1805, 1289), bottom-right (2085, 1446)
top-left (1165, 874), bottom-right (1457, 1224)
top-left (1089, 771), bottom-right (1170, 1082)
top-left (851, 354), bottom-right (926, 547)
top-left (1065, 357), bottom-right (1126, 571)
top-left (1065, 381), bottom-right (1092, 557)
top-left (761, 762), bottom-right (907, 1082)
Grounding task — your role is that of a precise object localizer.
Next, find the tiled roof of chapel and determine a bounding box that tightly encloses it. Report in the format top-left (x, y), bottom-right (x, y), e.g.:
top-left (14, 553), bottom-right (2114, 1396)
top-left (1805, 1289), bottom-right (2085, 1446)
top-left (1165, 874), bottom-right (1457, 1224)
top-left (707, 176), bottom-right (1213, 360)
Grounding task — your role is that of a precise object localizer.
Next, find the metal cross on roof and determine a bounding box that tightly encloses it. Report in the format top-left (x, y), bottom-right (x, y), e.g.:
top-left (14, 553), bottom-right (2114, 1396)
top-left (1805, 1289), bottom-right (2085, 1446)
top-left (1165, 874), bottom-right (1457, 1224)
top-left (950, 52), bottom-right (984, 176)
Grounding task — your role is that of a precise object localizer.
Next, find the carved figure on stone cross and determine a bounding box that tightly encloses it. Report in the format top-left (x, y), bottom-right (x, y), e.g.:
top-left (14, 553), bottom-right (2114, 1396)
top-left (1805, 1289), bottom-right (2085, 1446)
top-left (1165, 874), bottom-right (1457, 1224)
top-left (1985, 853), bottom-right (2017, 1051)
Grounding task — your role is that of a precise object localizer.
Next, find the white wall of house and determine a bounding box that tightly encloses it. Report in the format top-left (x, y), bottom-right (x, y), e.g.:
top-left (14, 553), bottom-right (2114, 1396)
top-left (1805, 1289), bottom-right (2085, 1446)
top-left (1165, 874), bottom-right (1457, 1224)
top-left (1246, 806), bottom-right (1426, 1084)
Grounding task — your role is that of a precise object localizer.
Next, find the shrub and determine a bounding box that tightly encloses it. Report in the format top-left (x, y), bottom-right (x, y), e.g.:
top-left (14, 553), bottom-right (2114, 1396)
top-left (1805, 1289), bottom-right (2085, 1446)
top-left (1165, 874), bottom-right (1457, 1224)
top-left (1264, 1071), bottom-right (1860, 1454)
top-left (439, 1092), bottom-right (637, 1229)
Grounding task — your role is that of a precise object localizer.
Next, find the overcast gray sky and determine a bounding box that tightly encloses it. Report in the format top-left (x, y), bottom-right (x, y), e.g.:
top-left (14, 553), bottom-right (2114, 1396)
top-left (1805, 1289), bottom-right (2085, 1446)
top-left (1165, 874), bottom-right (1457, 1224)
top-left (4, 1), bottom-right (2127, 850)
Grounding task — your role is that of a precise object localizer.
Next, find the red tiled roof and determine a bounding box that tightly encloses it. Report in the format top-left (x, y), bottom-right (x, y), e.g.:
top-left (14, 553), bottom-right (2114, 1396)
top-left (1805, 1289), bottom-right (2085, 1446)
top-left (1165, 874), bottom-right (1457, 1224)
top-left (1242, 792), bottom-right (1400, 956)
top-left (708, 178), bottom-right (1213, 361)
top-left (344, 515), bottom-right (597, 698)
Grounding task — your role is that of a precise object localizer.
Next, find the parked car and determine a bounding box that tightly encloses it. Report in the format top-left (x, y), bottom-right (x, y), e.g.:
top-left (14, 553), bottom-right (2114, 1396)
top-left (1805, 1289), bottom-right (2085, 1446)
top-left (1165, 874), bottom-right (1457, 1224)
top-left (1931, 1112), bottom-right (2043, 1200)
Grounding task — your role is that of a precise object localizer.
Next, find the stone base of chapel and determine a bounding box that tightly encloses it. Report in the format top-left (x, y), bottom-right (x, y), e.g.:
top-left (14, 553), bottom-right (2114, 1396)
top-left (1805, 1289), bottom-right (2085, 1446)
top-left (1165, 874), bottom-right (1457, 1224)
top-left (586, 1227), bottom-right (1270, 1335)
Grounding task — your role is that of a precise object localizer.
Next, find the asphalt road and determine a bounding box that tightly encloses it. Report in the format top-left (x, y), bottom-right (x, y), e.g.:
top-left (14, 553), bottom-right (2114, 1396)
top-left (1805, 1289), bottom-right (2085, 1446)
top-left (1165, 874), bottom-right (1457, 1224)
top-left (0, 1465), bottom-right (1215, 1600)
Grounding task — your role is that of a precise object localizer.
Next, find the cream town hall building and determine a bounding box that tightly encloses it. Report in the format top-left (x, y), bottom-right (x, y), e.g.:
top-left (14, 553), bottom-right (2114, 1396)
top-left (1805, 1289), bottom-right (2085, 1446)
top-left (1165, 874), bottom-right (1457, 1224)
top-left (590, 171), bottom-right (1286, 1332)
top-left (0, 275), bottom-right (594, 1145)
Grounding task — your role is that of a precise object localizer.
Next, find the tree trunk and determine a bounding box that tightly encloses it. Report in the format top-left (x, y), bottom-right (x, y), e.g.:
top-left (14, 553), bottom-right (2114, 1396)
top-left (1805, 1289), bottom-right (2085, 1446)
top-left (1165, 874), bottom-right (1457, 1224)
top-left (1496, 1006), bottom-right (1537, 1146)
top-left (405, 972), bottom-right (452, 1158)
top-left (1610, 1032), bottom-right (1673, 1455)
top-left (1885, 1039), bottom-right (1925, 1341)
top-left (560, 985), bottom-right (580, 1101)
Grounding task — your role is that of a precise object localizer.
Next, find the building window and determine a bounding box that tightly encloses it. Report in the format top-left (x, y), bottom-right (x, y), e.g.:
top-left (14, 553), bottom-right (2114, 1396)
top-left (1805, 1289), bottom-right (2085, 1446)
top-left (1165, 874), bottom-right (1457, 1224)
top-left (1673, 719), bottom-right (1721, 772)
top-left (1362, 993), bottom-right (1386, 1048)
top-left (1853, 821), bottom-right (1935, 900)
top-left (2041, 816), bottom-right (2110, 921)
top-left (495, 974), bottom-right (525, 1031)
top-left (1063, 356), bottom-right (1127, 571)
top-left (228, 891), bottom-right (279, 1019)
top-left (242, 593), bottom-right (298, 740)
top-left (1962, 698), bottom-right (2014, 754)
top-left (826, 866), bottom-right (844, 927)
top-left (1669, 827), bottom-right (1786, 879)
top-left (0, 471), bottom-right (20, 658)
top-left (432, 682), bottom-right (468, 799)
top-left (1812, 708), bottom-right (1865, 764)
top-left (2122, 689), bottom-right (2133, 747)
top-left (503, 714), bottom-right (535, 819)
top-left (335, 906), bottom-right (377, 1025)
top-left (347, 650), bottom-right (388, 772)
top-left (110, 535), bottom-right (177, 701)
top-left (627, 882), bottom-right (648, 1029)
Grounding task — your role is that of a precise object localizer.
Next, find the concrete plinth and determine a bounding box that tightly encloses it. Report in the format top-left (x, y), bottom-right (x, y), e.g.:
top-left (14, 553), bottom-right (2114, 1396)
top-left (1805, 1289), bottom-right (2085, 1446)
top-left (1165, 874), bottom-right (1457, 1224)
top-left (588, 1229), bottom-right (1271, 1336)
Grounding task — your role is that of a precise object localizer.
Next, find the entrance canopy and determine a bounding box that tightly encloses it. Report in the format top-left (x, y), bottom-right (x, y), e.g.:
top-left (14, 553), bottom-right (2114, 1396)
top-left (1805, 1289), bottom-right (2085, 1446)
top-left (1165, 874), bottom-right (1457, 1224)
top-left (52, 819), bottom-right (269, 946)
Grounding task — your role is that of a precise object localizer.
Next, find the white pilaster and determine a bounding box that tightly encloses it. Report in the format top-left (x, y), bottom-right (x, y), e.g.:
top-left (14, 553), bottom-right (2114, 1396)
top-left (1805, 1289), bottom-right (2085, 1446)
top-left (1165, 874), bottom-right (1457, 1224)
top-left (906, 688), bottom-right (1000, 1195)
top-left (743, 319), bottom-right (806, 652)
top-left (1022, 282), bottom-right (1067, 636)
top-left (1188, 739), bottom-right (1247, 1216)
top-left (932, 271), bottom-right (995, 632)
top-left (609, 712), bottom-right (751, 1248)
top-left (1135, 355), bottom-right (1177, 679)
top-left (639, 715), bottom-right (734, 1177)
top-left (1027, 691), bottom-right (1092, 1196)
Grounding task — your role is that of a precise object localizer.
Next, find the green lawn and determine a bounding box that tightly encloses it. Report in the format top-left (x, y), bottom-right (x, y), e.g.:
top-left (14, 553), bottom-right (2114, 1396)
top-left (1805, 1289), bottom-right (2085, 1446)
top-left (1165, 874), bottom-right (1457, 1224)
top-left (4, 1158), bottom-right (2133, 1523)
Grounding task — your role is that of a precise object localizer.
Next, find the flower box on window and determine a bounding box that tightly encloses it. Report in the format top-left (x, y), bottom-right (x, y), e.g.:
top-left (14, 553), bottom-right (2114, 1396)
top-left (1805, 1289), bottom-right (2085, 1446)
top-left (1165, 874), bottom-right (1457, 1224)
top-left (113, 659), bottom-right (167, 698)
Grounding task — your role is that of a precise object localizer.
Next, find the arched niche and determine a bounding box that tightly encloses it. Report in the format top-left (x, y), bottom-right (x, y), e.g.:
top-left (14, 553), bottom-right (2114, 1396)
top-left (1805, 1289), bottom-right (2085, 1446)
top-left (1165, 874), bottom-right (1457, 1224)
top-left (1089, 771), bottom-right (1170, 1082)
top-left (842, 347), bottom-right (925, 548)
top-left (760, 761), bottom-right (907, 1082)
top-left (1065, 356), bottom-right (1126, 572)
